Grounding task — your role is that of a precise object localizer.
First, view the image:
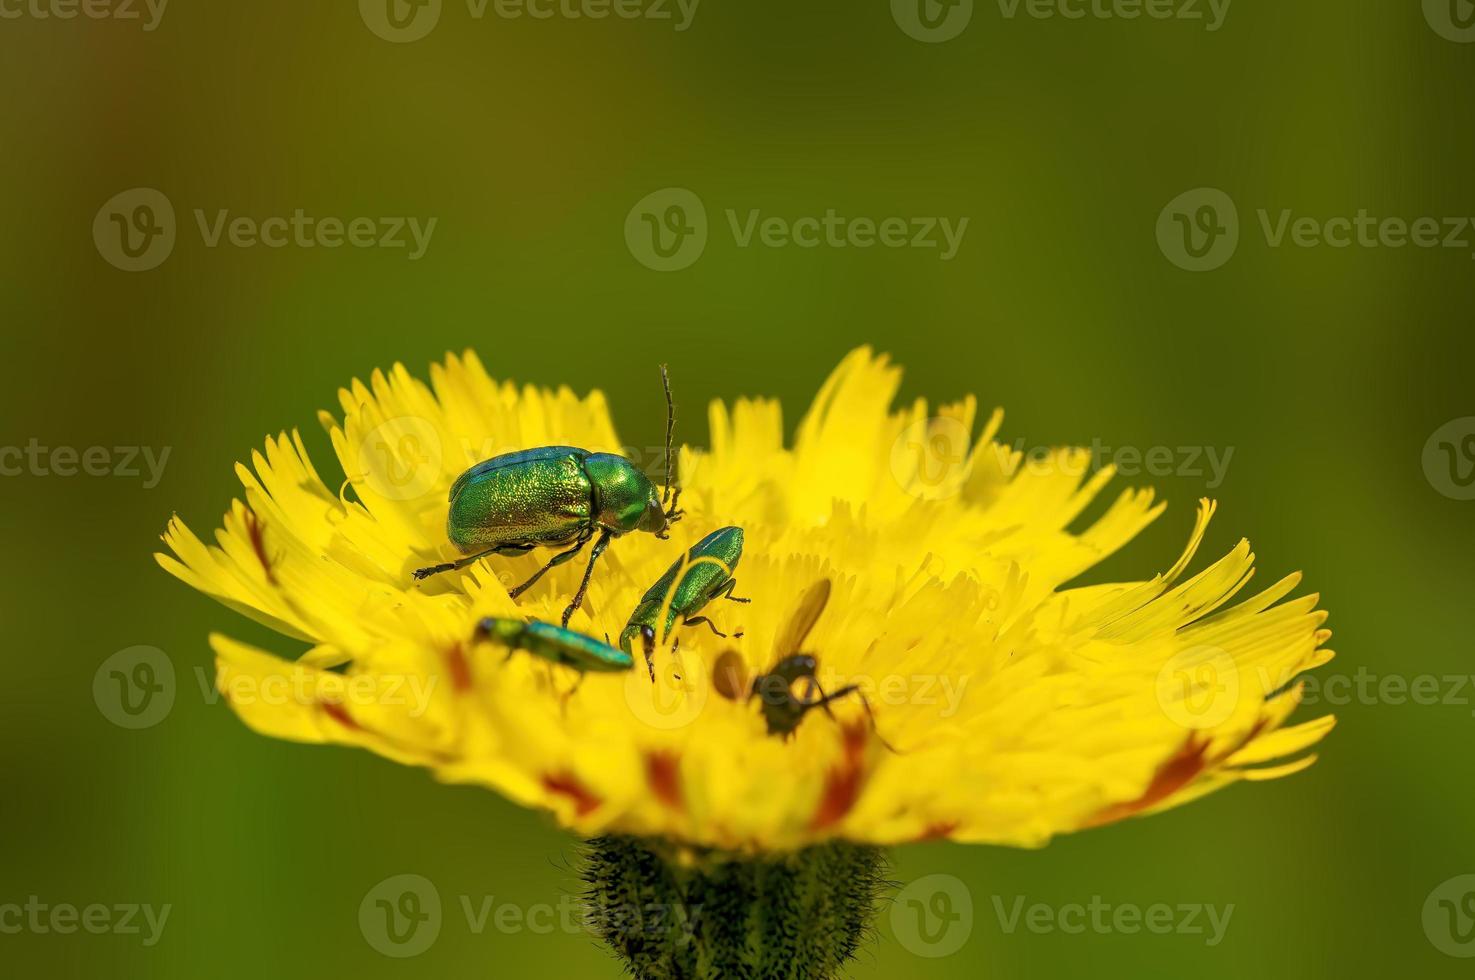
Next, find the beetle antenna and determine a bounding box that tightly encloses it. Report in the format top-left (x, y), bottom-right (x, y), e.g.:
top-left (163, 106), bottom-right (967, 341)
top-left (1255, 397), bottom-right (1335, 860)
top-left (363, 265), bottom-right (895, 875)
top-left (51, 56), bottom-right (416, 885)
top-left (660, 363), bottom-right (680, 512)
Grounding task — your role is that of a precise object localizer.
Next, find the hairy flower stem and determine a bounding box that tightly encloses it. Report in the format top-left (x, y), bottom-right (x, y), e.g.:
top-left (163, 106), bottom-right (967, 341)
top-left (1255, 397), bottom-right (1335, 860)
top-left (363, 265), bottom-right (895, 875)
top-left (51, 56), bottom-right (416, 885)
top-left (582, 835), bottom-right (888, 980)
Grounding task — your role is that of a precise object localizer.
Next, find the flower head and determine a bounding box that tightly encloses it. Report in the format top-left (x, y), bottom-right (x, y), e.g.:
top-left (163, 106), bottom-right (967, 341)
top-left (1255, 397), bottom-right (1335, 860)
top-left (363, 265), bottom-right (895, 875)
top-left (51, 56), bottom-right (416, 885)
top-left (159, 348), bottom-right (1333, 852)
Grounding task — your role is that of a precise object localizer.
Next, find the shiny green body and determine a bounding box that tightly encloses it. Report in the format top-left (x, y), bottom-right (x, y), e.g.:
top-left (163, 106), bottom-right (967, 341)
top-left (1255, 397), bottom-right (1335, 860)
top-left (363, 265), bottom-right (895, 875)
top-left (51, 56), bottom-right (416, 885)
top-left (446, 446), bottom-right (665, 553)
top-left (474, 617), bottom-right (634, 672)
top-left (619, 526), bottom-right (744, 653)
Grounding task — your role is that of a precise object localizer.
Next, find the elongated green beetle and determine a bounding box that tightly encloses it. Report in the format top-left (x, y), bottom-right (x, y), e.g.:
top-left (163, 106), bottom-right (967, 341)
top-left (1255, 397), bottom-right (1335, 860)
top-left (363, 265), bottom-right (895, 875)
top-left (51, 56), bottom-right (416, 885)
top-left (414, 366), bottom-right (684, 627)
top-left (619, 525), bottom-right (748, 677)
top-left (473, 616), bottom-right (634, 673)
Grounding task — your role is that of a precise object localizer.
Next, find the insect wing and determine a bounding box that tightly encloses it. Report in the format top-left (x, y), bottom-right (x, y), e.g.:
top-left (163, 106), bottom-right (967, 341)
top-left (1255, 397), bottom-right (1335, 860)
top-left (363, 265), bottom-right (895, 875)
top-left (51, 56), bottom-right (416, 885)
top-left (773, 577), bottom-right (831, 656)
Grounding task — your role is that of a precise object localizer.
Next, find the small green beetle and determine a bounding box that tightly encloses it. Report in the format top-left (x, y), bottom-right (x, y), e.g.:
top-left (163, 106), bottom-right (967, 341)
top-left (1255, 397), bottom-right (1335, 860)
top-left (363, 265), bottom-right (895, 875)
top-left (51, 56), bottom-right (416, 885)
top-left (619, 525), bottom-right (748, 676)
top-left (414, 366), bottom-right (683, 627)
top-left (473, 616), bottom-right (635, 673)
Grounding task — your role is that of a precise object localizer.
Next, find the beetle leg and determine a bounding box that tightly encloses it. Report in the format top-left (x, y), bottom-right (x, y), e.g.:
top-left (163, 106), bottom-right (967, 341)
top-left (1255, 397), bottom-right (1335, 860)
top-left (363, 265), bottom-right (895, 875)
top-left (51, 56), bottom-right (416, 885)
top-left (560, 529), bottom-right (612, 627)
top-left (413, 543), bottom-right (533, 581)
top-left (562, 672), bottom-right (586, 706)
top-left (712, 578), bottom-right (751, 604)
top-left (507, 532), bottom-right (592, 600)
top-left (412, 549), bottom-right (497, 580)
top-left (640, 626), bottom-right (657, 682)
top-left (681, 616), bottom-right (728, 639)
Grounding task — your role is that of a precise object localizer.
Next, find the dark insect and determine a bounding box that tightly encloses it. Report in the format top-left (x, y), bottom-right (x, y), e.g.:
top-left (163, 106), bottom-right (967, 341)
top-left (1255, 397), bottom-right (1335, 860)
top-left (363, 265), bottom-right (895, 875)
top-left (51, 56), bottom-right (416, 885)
top-left (714, 579), bottom-right (895, 750)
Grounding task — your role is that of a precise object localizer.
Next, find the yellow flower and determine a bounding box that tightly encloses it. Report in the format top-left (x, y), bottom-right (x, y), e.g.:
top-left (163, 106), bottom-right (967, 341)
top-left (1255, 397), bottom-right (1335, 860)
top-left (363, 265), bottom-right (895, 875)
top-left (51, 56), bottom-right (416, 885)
top-left (158, 347), bottom-right (1334, 853)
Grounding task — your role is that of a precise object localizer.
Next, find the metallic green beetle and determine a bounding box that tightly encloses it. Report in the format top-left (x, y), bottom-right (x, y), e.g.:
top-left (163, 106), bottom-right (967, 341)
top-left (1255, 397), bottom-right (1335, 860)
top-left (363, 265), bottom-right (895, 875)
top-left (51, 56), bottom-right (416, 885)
top-left (414, 367), bottom-right (683, 627)
top-left (473, 616), bottom-right (634, 673)
top-left (619, 526), bottom-right (748, 676)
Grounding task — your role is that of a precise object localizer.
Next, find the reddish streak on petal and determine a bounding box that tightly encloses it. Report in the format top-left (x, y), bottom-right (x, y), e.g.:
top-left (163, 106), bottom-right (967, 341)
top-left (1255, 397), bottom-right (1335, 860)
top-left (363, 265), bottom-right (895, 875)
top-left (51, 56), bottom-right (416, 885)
top-left (1086, 736), bottom-right (1210, 828)
top-left (320, 701), bottom-right (360, 731)
top-left (809, 723), bottom-right (869, 831)
top-left (645, 752), bottom-right (684, 812)
top-left (1087, 717), bottom-right (1276, 829)
top-left (915, 821), bottom-right (960, 842)
top-left (446, 642), bottom-right (472, 693)
top-left (543, 773), bottom-right (601, 817)
top-left (243, 511), bottom-right (278, 586)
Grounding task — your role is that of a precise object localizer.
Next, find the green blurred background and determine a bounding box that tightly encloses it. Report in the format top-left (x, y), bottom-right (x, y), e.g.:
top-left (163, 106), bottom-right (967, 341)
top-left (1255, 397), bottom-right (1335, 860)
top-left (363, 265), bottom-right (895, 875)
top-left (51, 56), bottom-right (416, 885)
top-left (3, 0), bottom-right (1473, 976)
